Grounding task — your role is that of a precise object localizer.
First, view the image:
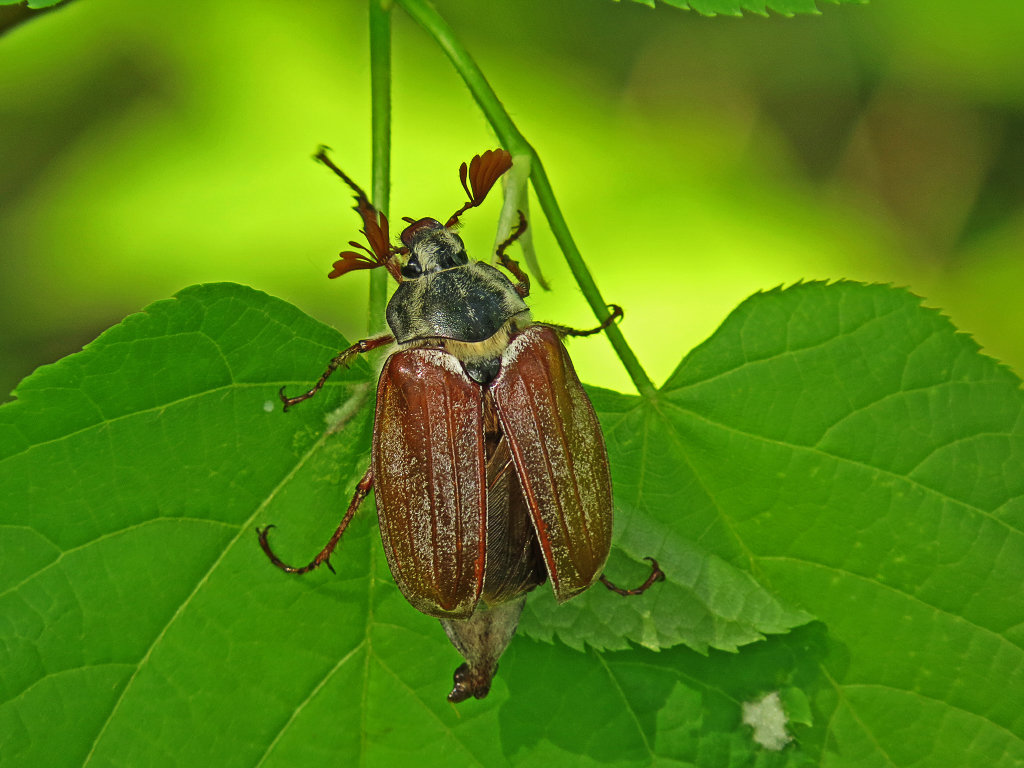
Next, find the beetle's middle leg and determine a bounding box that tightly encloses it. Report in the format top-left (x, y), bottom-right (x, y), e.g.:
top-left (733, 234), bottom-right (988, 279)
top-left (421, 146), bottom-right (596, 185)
top-left (257, 466), bottom-right (374, 575)
top-left (599, 556), bottom-right (665, 596)
top-left (541, 304), bottom-right (624, 339)
top-left (279, 333), bottom-right (394, 411)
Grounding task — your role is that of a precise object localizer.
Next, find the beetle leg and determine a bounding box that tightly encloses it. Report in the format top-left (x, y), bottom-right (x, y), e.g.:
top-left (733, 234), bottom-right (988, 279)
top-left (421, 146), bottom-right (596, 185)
top-left (495, 210), bottom-right (531, 299)
top-left (543, 304), bottom-right (624, 339)
top-left (257, 466), bottom-right (374, 575)
top-left (279, 333), bottom-right (394, 411)
top-left (599, 556), bottom-right (665, 597)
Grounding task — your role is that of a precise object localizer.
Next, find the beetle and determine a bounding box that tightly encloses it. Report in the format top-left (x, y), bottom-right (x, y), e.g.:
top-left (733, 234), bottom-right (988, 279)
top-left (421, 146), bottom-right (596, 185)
top-left (259, 148), bottom-right (663, 702)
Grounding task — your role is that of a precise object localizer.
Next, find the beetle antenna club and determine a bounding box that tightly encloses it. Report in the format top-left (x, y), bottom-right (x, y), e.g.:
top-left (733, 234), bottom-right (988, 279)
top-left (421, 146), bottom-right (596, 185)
top-left (315, 146), bottom-right (406, 283)
top-left (262, 148), bottom-right (662, 703)
top-left (446, 148), bottom-right (513, 227)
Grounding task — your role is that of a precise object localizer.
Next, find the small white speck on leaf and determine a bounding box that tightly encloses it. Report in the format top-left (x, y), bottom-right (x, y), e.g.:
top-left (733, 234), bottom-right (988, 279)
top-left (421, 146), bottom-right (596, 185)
top-left (263, 400), bottom-right (275, 413)
top-left (741, 691), bottom-right (791, 751)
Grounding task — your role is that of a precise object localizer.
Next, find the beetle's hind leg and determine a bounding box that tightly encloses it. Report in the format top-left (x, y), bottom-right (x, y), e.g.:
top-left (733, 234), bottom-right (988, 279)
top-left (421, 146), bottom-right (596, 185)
top-left (258, 467), bottom-right (374, 575)
top-left (279, 333), bottom-right (394, 411)
top-left (599, 556), bottom-right (665, 597)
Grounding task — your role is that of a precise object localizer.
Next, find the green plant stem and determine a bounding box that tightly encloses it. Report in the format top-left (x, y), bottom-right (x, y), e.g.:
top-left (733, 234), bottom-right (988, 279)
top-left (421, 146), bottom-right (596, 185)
top-left (393, 0), bottom-right (656, 398)
top-left (368, 0), bottom-right (392, 335)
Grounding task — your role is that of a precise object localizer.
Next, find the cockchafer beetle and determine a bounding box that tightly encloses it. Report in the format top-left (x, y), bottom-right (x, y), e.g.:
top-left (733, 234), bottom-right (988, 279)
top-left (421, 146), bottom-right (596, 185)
top-left (259, 148), bottom-right (663, 702)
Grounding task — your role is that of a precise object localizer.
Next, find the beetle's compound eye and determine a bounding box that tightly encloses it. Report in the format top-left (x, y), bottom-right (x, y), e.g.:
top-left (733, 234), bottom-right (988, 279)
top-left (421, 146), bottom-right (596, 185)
top-left (401, 256), bottom-right (423, 279)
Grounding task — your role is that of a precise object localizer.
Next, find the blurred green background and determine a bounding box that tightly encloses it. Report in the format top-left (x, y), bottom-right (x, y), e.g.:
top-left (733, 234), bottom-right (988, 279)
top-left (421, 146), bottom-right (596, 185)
top-left (1, 0), bottom-right (1022, 398)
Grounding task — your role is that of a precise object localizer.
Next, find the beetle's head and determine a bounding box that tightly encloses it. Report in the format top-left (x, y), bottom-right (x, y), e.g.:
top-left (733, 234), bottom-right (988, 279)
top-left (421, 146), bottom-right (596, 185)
top-left (399, 218), bottom-right (468, 279)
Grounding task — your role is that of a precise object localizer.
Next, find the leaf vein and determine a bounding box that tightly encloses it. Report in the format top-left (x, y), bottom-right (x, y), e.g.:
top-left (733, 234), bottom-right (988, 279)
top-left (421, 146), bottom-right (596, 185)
top-left (252, 640), bottom-right (369, 767)
top-left (760, 555), bottom-right (1024, 653)
top-left (80, 408), bottom-right (343, 765)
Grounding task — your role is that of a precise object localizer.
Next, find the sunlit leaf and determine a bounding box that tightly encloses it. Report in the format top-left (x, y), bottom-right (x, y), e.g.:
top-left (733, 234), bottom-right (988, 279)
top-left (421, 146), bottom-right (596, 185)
top-left (1, 281), bottom-right (1021, 766)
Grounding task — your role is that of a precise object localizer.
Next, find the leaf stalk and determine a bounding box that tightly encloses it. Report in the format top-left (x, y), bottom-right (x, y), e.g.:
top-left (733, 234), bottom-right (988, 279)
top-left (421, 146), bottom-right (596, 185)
top-left (368, 0), bottom-right (392, 335)
top-left (383, 0), bottom-right (656, 396)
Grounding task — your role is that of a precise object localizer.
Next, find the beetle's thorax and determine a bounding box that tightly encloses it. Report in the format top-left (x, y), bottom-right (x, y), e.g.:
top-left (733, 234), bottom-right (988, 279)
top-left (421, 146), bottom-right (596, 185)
top-left (399, 315), bottom-right (533, 385)
top-left (439, 315), bottom-right (531, 358)
top-left (387, 216), bottom-right (531, 383)
top-left (387, 224), bottom-right (530, 349)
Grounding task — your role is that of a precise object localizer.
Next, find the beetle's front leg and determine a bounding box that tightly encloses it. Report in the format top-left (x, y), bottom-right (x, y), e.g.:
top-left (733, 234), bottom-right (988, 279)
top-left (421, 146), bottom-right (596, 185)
top-left (279, 333), bottom-right (394, 411)
top-left (257, 466), bottom-right (375, 574)
top-left (495, 210), bottom-right (531, 298)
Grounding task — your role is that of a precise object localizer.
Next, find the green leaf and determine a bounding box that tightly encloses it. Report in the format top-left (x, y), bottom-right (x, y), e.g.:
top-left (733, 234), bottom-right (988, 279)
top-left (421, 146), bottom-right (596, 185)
top-left (520, 510), bottom-right (811, 653)
top-left (652, 281), bottom-right (1024, 764)
top-left (617, 0), bottom-right (866, 17)
top-left (0, 0), bottom-right (68, 8)
top-left (2, 281), bottom-right (1022, 766)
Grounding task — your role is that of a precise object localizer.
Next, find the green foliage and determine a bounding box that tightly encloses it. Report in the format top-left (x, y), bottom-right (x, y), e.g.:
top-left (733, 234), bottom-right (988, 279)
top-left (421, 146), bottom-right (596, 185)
top-left (620, 0), bottom-right (864, 17)
top-left (0, 0), bottom-right (66, 7)
top-left (2, 280), bottom-right (1021, 766)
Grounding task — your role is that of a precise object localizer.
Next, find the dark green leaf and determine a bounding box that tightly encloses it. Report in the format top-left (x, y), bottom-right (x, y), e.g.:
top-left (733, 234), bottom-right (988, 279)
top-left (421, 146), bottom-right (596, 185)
top-left (0, 0), bottom-right (68, 8)
top-left (616, 0), bottom-right (866, 18)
